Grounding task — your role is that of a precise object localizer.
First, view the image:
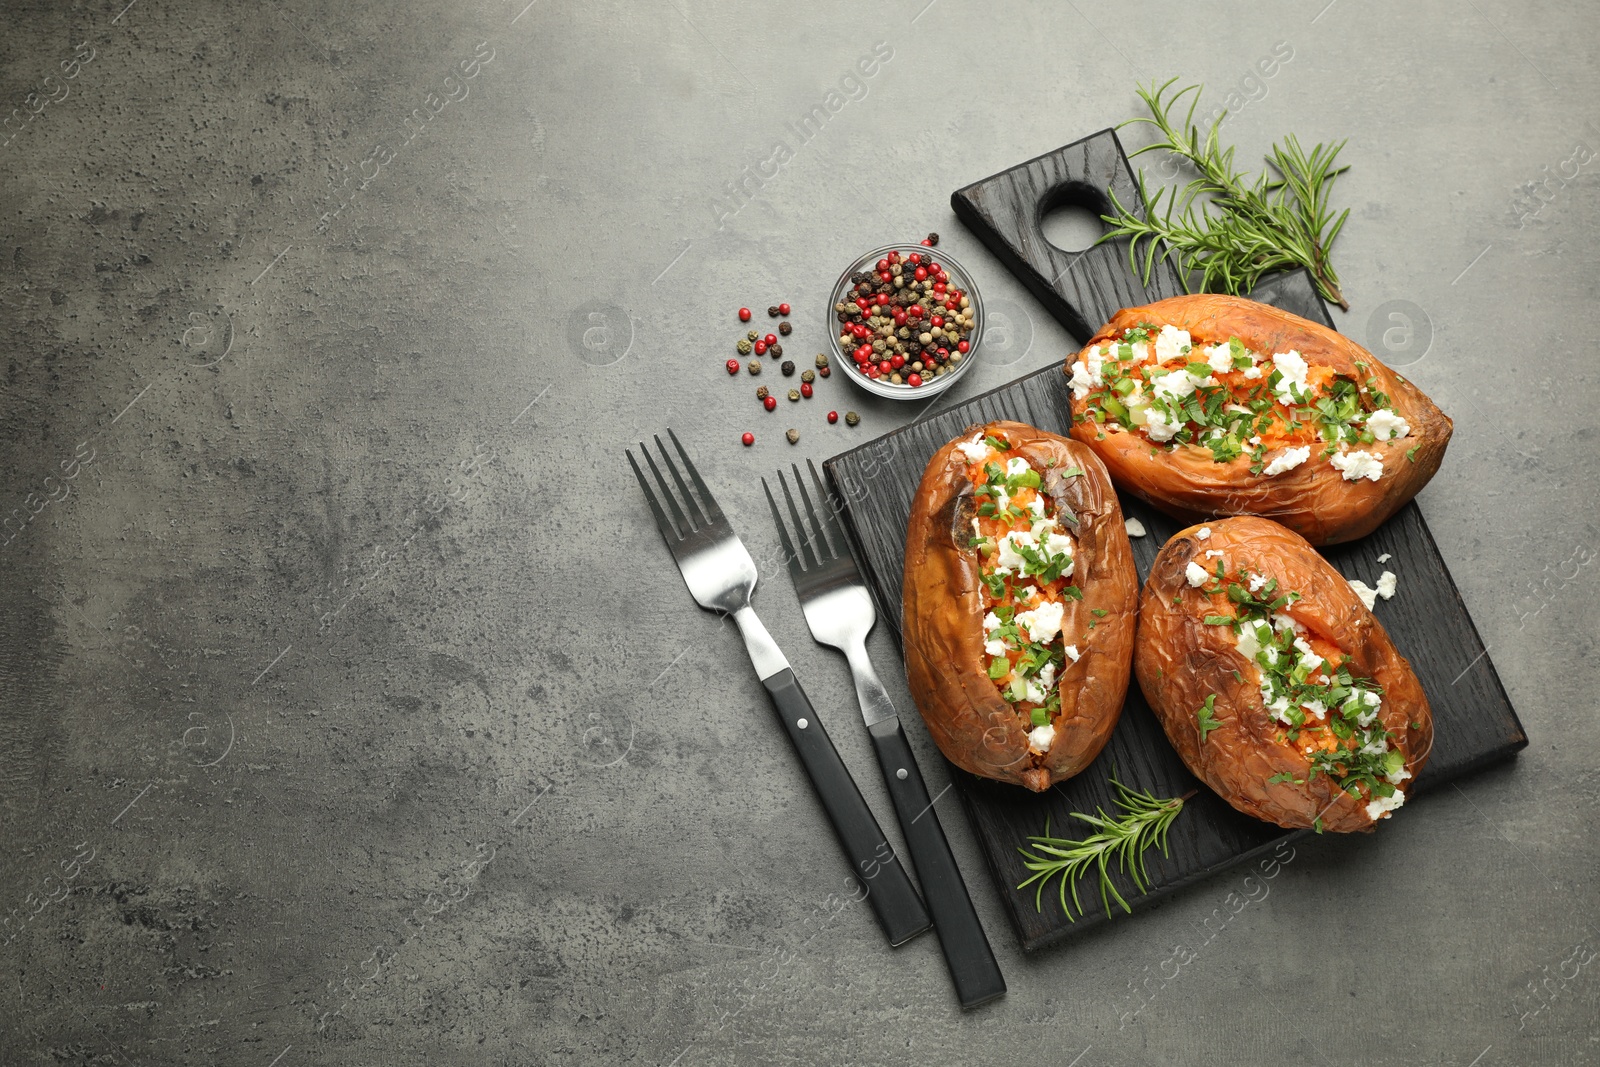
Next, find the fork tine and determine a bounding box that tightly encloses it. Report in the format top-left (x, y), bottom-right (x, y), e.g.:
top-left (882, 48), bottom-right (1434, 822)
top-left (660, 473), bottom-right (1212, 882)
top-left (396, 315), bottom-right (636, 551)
top-left (653, 434), bottom-right (705, 531)
top-left (641, 440), bottom-right (692, 536)
top-left (807, 459), bottom-right (854, 564)
top-left (666, 428), bottom-right (725, 526)
top-left (777, 470), bottom-right (819, 572)
top-left (761, 477), bottom-right (800, 569)
top-left (791, 464), bottom-right (835, 563)
top-left (627, 447), bottom-right (679, 541)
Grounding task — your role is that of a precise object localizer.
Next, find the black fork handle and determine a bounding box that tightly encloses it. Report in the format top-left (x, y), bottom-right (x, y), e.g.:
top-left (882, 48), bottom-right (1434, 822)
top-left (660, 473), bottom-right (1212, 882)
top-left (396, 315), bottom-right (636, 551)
top-left (763, 668), bottom-right (932, 946)
top-left (868, 718), bottom-right (1007, 1008)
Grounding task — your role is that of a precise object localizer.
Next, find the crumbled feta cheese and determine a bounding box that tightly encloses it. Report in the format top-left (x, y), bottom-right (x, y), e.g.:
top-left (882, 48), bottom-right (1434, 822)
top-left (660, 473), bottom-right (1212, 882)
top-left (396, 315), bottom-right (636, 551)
top-left (1242, 366), bottom-right (1262, 380)
top-left (1152, 369), bottom-right (1202, 400)
top-left (1366, 790), bottom-right (1405, 820)
top-left (1016, 600), bottom-right (1065, 644)
top-left (1387, 765), bottom-right (1412, 786)
top-left (1330, 450), bottom-right (1384, 482)
top-left (1375, 571), bottom-right (1397, 600)
top-left (1248, 435), bottom-right (1262, 446)
top-left (1205, 549), bottom-right (1225, 559)
top-left (982, 611), bottom-right (1002, 631)
top-left (1043, 530), bottom-right (1076, 568)
top-left (1197, 526), bottom-right (1212, 540)
top-left (1356, 690), bottom-right (1382, 727)
top-left (994, 529), bottom-right (1035, 573)
top-left (1154, 323), bottom-right (1192, 362)
top-left (1063, 644), bottom-right (1081, 663)
top-left (984, 636), bottom-right (1009, 656)
top-left (956, 435), bottom-right (989, 462)
top-left (992, 484), bottom-right (1011, 514)
top-left (1143, 407), bottom-right (1180, 443)
top-left (1293, 637), bottom-right (1324, 673)
top-left (1271, 349), bottom-right (1311, 403)
top-left (1263, 445), bottom-right (1311, 477)
top-left (1185, 561), bottom-right (1209, 587)
top-left (1037, 662), bottom-right (1058, 691)
top-left (1021, 676), bottom-right (1050, 703)
top-left (1236, 619), bottom-right (1267, 659)
top-left (1069, 348), bottom-right (1106, 399)
top-left (1365, 408), bottom-right (1410, 441)
top-left (1006, 457), bottom-right (1030, 478)
top-left (1272, 612), bottom-right (1301, 633)
top-left (1248, 572), bottom-right (1269, 593)
top-left (1376, 553), bottom-right (1392, 564)
top-left (1125, 517), bottom-right (1147, 538)
top-left (1129, 341), bottom-right (1151, 364)
top-left (1264, 691), bottom-right (1293, 724)
top-left (1359, 735), bottom-right (1390, 758)
top-left (1347, 579), bottom-right (1379, 610)
top-left (1028, 495), bottom-right (1046, 518)
top-left (1301, 698), bottom-right (1327, 720)
top-left (1204, 341), bottom-right (1234, 373)
top-left (1027, 723), bottom-right (1056, 754)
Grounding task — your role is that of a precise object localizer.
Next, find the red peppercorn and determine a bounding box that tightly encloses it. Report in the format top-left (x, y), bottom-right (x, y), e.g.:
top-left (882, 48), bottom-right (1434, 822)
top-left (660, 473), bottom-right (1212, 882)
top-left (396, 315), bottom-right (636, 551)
top-left (854, 344), bottom-right (873, 362)
top-left (931, 316), bottom-right (944, 328)
top-left (876, 258), bottom-right (890, 272)
top-left (907, 373), bottom-right (923, 387)
top-left (855, 297), bottom-right (870, 312)
top-left (888, 251), bottom-right (900, 264)
top-left (875, 293), bottom-right (889, 306)
top-left (742, 431), bottom-right (755, 446)
top-left (877, 360), bottom-right (892, 374)
top-left (878, 271), bottom-right (892, 284)
top-left (957, 339), bottom-right (970, 353)
top-left (818, 365), bottom-right (830, 378)
top-left (890, 354), bottom-right (905, 370)
top-left (827, 410), bottom-right (839, 423)
top-left (754, 341), bottom-right (768, 355)
top-left (764, 396), bottom-right (777, 411)
top-left (909, 253), bottom-right (922, 264)
top-left (934, 282), bottom-right (947, 295)
top-left (907, 305), bottom-right (922, 320)
top-left (945, 301), bottom-right (959, 312)
top-left (800, 381), bottom-right (813, 398)
top-left (739, 307), bottom-right (752, 322)
top-left (919, 238), bottom-right (932, 246)
top-left (764, 333), bottom-right (777, 346)
top-left (726, 359), bottom-right (741, 375)
top-left (778, 302), bottom-right (791, 316)
top-left (913, 266), bottom-right (928, 281)
top-left (937, 347), bottom-right (950, 359)
top-left (893, 309), bottom-right (907, 326)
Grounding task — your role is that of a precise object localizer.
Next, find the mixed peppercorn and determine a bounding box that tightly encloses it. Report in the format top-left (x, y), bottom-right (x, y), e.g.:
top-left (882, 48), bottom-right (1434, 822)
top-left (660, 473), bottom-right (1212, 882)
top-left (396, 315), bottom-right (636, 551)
top-left (727, 301), bottom-right (855, 446)
top-left (1070, 322), bottom-right (1412, 480)
top-left (835, 248), bottom-right (976, 389)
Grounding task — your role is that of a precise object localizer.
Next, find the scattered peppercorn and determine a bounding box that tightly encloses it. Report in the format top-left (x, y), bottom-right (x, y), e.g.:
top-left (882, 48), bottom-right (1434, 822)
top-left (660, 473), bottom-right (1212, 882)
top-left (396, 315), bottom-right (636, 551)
top-left (815, 352), bottom-right (829, 368)
top-left (781, 360), bottom-right (796, 376)
top-left (778, 302), bottom-right (791, 316)
top-left (800, 369), bottom-right (815, 383)
top-left (764, 395), bottom-right (777, 411)
top-left (770, 343), bottom-right (783, 357)
top-left (736, 338), bottom-right (752, 355)
top-left (925, 232), bottom-right (940, 246)
top-left (818, 365), bottom-right (831, 378)
top-left (747, 330), bottom-right (759, 342)
top-left (827, 410), bottom-right (839, 424)
top-left (747, 359), bottom-right (762, 375)
top-left (742, 431), bottom-right (755, 446)
top-left (800, 381), bottom-right (814, 398)
top-left (754, 341), bottom-right (768, 355)
top-left (786, 428), bottom-right (800, 444)
top-left (739, 307), bottom-right (752, 322)
top-left (756, 385), bottom-right (769, 400)
top-left (787, 388), bottom-right (800, 402)
top-left (844, 410), bottom-right (860, 426)
top-left (768, 305), bottom-right (781, 317)
top-left (778, 321), bottom-right (792, 336)
top-left (725, 359), bottom-right (740, 375)
top-left (764, 333), bottom-right (777, 346)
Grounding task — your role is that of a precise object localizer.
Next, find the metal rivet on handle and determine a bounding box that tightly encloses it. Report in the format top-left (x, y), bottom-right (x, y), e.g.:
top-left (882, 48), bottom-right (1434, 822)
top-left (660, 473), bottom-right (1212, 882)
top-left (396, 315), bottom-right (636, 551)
top-left (797, 718), bottom-right (808, 729)
top-left (896, 768), bottom-right (908, 780)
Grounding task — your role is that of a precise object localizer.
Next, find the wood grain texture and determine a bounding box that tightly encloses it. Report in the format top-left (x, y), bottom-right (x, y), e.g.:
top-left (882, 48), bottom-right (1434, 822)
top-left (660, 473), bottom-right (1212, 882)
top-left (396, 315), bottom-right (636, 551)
top-left (825, 129), bottom-right (1526, 952)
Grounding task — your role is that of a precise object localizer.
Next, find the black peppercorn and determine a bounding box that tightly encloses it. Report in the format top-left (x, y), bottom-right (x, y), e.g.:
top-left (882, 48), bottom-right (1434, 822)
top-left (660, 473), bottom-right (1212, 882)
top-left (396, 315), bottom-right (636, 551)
top-left (781, 360), bottom-right (795, 376)
top-left (769, 343), bottom-right (783, 357)
top-left (768, 305), bottom-right (780, 317)
top-left (926, 232), bottom-right (939, 246)
top-left (778, 321), bottom-right (792, 336)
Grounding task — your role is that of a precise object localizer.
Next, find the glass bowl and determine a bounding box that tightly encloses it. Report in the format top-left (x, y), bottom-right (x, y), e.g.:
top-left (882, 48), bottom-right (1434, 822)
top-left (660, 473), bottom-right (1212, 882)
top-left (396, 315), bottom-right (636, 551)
top-left (825, 243), bottom-right (985, 401)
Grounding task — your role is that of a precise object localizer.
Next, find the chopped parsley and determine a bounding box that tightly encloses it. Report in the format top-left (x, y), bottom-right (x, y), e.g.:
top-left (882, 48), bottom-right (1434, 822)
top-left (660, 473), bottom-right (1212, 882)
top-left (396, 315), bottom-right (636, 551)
top-left (1196, 694), bottom-right (1221, 743)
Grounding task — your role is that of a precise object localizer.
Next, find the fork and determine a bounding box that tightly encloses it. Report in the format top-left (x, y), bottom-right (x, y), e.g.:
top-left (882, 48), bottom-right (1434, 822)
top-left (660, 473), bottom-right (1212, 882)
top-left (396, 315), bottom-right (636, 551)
top-left (764, 461), bottom-right (1006, 1009)
top-left (626, 430), bottom-right (931, 947)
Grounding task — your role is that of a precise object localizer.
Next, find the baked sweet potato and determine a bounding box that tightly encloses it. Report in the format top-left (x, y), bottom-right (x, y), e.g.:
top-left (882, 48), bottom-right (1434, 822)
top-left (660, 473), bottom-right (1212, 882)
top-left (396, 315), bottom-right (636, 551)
top-left (1066, 294), bottom-right (1451, 545)
top-left (902, 421), bottom-right (1137, 791)
top-left (1134, 516), bottom-right (1433, 832)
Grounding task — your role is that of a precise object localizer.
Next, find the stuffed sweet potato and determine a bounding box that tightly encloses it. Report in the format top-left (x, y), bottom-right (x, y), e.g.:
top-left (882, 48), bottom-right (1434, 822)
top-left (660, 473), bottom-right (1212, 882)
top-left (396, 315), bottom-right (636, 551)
top-left (1066, 294), bottom-right (1451, 545)
top-left (1134, 516), bottom-right (1433, 832)
top-left (902, 421), bottom-right (1137, 791)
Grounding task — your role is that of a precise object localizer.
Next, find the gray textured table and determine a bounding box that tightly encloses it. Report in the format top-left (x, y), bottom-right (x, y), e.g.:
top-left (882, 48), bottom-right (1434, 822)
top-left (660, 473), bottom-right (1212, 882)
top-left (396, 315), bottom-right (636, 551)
top-left (2, 1), bottom-right (1596, 1064)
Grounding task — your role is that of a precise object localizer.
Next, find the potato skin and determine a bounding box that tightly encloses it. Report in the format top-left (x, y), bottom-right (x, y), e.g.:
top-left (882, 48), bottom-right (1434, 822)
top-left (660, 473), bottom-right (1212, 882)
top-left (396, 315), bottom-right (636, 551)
top-left (902, 421), bottom-right (1137, 791)
top-left (1134, 516), bottom-right (1433, 832)
top-left (1068, 294), bottom-right (1452, 545)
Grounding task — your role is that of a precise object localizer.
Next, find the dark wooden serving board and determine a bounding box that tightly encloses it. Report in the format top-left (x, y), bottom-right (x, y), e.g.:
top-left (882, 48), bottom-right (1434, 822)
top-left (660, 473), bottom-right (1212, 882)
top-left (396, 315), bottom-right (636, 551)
top-left (822, 129), bottom-right (1526, 952)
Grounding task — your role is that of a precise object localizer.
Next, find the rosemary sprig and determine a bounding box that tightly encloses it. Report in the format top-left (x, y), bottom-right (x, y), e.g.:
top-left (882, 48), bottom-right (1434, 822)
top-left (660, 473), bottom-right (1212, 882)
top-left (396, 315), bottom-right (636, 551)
top-left (1100, 78), bottom-right (1353, 311)
top-left (1017, 775), bottom-right (1191, 921)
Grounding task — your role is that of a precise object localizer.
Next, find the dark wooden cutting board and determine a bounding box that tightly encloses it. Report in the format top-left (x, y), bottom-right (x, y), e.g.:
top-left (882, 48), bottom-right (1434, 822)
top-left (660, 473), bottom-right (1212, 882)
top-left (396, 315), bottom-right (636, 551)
top-left (822, 129), bottom-right (1526, 952)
